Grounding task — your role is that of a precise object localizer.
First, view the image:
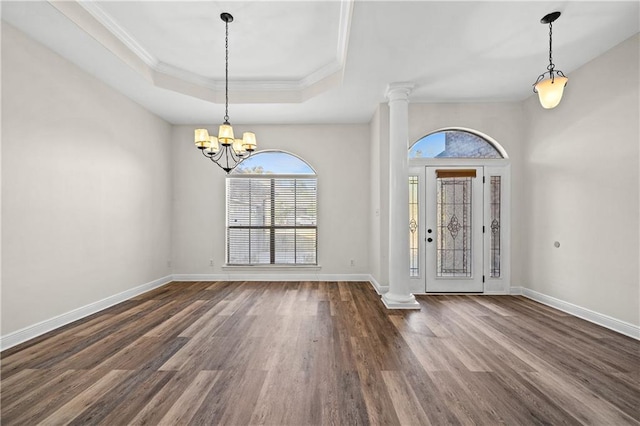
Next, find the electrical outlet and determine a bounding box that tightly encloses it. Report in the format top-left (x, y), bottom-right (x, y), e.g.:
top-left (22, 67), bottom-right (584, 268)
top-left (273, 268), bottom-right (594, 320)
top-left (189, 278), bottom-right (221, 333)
top-left (350, 259), bottom-right (355, 267)
top-left (167, 260), bottom-right (172, 268)
top-left (209, 259), bottom-right (214, 266)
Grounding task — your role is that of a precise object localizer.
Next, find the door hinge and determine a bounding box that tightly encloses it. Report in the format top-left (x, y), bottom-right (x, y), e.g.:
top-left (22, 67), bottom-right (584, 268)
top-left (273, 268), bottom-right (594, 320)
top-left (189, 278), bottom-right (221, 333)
top-left (483, 176), bottom-right (486, 183)
top-left (483, 225), bottom-right (485, 233)
top-left (482, 275), bottom-right (485, 283)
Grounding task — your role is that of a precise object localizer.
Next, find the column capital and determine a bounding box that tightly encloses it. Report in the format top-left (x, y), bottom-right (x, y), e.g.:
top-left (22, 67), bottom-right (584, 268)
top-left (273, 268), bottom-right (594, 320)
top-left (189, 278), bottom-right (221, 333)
top-left (385, 82), bottom-right (415, 103)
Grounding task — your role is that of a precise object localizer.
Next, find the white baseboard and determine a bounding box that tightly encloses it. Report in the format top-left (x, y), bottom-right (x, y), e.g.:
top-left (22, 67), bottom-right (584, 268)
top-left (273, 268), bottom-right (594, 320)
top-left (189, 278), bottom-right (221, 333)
top-left (368, 275), bottom-right (389, 295)
top-left (483, 290), bottom-right (511, 295)
top-left (172, 274), bottom-right (228, 281)
top-left (518, 287), bottom-right (639, 340)
top-left (0, 275), bottom-right (173, 351)
top-left (509, 286), bottom-right (523, 295)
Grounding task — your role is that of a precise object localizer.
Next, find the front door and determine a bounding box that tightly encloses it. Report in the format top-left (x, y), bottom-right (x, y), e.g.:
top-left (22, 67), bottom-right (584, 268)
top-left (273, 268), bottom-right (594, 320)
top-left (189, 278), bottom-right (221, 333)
top-left (425, 166), bottom-right (484, 292)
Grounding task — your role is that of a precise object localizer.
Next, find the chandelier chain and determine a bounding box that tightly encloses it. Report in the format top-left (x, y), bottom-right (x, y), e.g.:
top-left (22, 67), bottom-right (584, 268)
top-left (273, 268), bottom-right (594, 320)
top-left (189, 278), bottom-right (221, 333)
top-left (224, 18), bottom-right (229, 123)
top-left (547, 21), bottom-right (555, 73)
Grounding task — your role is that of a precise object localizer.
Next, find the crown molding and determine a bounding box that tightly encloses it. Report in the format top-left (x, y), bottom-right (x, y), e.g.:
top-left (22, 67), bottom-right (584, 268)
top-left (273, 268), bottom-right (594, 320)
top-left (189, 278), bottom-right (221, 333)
top-left (76, 0), bottom-right (158, 68)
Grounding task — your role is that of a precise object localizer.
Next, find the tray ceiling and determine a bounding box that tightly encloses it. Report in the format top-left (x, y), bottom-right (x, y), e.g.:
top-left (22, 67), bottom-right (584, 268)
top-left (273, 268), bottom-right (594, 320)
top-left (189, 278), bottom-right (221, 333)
top-left (2, 1), bottom-right (638, 124)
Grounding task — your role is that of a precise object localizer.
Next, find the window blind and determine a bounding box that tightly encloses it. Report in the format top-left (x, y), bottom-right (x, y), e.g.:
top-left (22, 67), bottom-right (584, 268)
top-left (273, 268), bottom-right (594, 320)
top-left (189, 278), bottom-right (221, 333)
top-left (226, 177), bottom-right (317, 265)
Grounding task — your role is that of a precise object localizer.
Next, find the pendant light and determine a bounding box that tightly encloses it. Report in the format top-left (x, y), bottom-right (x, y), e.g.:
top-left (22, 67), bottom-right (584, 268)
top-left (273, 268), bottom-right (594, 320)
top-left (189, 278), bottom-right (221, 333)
top-left (194, 12), bottom-right (257, 173)
top-left (532, 11), bottom-right (568, 109)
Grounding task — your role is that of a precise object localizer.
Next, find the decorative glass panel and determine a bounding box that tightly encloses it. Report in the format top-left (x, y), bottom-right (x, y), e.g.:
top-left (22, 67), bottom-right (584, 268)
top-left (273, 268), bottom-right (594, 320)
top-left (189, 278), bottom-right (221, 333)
top-left (436, 177), bottom-right (472, 277)
top-left (409, 176), bottom-right (419, 277)
top-left (409, 130), bottom-right (503, 159)
top-left (490, 176), bottom-right (501, 278)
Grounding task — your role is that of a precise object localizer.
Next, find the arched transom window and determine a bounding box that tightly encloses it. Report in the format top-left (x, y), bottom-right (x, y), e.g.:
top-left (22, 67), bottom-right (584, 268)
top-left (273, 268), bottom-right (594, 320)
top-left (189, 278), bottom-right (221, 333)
top-left (409, 129), bottom-right (505, 159)
top-left (227, 151), bottom-right (317, 265)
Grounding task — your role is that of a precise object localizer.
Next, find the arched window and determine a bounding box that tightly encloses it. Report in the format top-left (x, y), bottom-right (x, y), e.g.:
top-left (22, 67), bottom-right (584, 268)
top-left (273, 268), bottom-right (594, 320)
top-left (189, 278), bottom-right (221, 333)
top-left (227, 151), bottom-right (317, 265)
top-left (234, 150), bottom-right (316, 175)
top-left (409, 129), bottom-right (506, 159)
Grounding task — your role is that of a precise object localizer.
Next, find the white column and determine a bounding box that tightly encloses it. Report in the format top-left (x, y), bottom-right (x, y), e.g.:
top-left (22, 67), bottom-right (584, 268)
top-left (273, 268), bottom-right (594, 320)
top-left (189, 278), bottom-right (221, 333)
top-left (382, 83), bottom-right (420, 309)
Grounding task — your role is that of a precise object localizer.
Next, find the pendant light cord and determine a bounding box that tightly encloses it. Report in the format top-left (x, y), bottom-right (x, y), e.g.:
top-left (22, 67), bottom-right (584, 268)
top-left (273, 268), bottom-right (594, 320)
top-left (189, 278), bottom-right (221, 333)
top-left (224, 18), bottom-right (230, 124)
top-left (547, 21), bottom-right (555, 76)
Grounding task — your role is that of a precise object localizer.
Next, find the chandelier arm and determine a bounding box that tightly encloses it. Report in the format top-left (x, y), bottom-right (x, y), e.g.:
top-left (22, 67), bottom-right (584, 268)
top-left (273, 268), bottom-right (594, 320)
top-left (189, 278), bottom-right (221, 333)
top-left (203, 147), bottom-right (223, 162)
top-left (532, 67), bottom-right (567, 93)
top-left (532, 73), bottom-right (545, 92)
top-left (224, 145), bottom-right (243, 173)
top-left (202, 145), bottom-right (252, 174)
top-left (224, 147), bottom-right (233, 171)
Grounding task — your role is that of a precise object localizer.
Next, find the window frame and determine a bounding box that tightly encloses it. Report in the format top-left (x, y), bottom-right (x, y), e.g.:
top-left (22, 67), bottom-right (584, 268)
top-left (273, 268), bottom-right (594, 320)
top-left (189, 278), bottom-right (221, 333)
top-left (225, 151), bottom-right (318, 267)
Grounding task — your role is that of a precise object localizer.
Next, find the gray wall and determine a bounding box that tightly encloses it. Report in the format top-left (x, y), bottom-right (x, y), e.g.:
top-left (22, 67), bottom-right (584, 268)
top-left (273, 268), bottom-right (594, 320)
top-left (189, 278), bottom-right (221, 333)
top-left (521, 34), bottom-right (639, 326)
top-left (1, 24), bottom-right (173, 334)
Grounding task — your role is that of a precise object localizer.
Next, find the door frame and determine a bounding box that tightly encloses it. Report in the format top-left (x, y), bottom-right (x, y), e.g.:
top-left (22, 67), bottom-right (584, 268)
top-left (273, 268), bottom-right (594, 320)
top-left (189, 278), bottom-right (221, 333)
top-left (408, 159), bottom-right (511, 294)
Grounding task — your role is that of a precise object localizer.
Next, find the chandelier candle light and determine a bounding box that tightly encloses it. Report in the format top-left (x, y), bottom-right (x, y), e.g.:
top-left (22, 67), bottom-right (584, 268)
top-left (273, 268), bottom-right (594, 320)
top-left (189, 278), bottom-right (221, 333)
top-left (195, 12), bottom-right (257, 173)
top-left (532, 11), bottom-right (568, 109)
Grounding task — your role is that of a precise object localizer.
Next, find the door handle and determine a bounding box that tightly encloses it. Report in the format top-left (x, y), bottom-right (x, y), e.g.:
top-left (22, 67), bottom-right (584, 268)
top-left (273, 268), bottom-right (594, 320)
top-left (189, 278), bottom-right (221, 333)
top-left (427, 237), bottom-right (433, 243)
top-left (427, 229), bottom-right (433, 233)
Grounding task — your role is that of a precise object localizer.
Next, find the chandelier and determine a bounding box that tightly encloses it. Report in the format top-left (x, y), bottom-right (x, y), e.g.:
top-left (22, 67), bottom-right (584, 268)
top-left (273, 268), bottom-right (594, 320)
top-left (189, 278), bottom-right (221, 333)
top-left (194, 12), bottom-right (257, 173)
top-left (532, 11), bottom-right (568, 109)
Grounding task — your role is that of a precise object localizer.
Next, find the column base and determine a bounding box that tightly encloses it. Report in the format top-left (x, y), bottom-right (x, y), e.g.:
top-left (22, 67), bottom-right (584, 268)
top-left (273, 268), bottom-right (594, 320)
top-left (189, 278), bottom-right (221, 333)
top-left (381, 292), bottom-right (421, 310)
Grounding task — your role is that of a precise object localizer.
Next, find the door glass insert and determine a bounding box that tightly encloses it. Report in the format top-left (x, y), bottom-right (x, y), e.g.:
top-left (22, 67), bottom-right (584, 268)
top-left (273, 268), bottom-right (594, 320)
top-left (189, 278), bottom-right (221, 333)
top-left (409, 130), bottom-right (503, 159)
top-left (436, 176), bottom-right (473, 277)
top-left (409, 176), bottom-right (419, 277)
top-left (490, 176), bottom-right (501, 278)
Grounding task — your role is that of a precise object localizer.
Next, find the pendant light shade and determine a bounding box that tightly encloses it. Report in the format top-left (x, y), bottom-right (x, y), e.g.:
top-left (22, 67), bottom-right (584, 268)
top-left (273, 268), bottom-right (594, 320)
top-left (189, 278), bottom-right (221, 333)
top-left (207, 136), bottom-right (220, 153)
top-left (532, 11), bottom-right (568, 109)
top-left (218, 124), bottom-right (234, 145)
top-left (194, 128), bottom-right (211, 149)
top-left (242, 132), bottom-right (257, 151)
top-left (534, 75), bottom-right (569, 109)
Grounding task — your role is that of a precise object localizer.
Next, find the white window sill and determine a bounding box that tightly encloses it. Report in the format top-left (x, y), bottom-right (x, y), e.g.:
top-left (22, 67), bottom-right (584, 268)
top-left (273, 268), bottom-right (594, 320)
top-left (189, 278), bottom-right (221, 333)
top-left (222, 264), bottom-right (321, 272)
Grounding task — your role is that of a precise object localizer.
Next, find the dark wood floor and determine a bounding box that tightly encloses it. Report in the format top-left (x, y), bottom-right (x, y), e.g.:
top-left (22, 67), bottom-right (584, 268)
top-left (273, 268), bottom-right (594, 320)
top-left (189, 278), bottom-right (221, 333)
top-left (1, 281), bottom-right (639, 425)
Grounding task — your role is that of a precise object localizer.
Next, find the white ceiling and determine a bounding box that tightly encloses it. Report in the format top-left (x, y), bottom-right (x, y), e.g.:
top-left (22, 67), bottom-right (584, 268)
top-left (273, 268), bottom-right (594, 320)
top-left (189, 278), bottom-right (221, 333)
top-left (2, 1), bottom-right (639, 125)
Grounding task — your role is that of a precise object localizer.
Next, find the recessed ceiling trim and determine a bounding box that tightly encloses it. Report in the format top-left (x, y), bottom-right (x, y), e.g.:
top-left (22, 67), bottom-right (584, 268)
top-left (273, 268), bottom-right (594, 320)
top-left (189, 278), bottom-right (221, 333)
top-left (156, 61), bottom-right (308, 92)
top-left (57, 0), bottom-right (354, 103)
top-left (336, 0), bottom-right (354, 67)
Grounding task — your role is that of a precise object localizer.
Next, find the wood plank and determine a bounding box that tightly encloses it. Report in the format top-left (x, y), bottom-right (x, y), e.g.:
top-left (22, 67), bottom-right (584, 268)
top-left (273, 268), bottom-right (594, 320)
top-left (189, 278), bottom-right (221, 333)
top-left (190, 368), bottom-right (268, 425)
top-left (157, 370), bottom-right (221, 425)
top-left (381, 370), bottom-right (432, 425)
top-left (37, 369), bottom-right (132, 425)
